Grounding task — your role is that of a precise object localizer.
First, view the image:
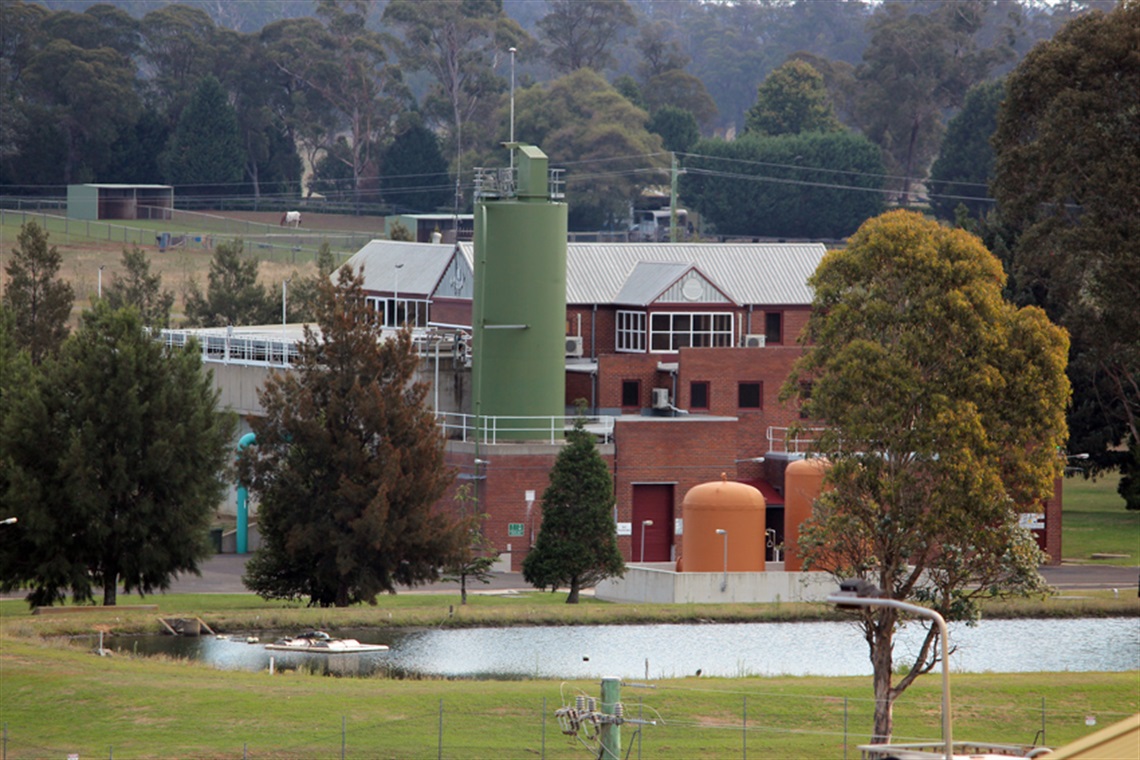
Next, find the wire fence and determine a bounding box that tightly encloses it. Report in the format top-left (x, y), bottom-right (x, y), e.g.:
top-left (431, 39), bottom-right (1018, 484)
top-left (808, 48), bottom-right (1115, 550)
top-left (1, 686), bottom-right (1126, 760)
top-left (0, 207), bottom-right (369, 267)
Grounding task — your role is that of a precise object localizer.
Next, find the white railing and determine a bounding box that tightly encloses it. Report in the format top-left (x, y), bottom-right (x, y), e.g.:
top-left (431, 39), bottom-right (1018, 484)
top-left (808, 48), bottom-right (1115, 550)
top-left (161, 329), bottom-right (299, 367)
top-left (767, 425), bottom-right (826, 454)
top-left (435, 412), bottom-right (614, 445)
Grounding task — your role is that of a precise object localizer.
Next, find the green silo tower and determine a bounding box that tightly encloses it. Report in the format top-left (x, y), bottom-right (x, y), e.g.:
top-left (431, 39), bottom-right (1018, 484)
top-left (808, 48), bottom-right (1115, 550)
top-left (471, 145), bottom-right (568, 440)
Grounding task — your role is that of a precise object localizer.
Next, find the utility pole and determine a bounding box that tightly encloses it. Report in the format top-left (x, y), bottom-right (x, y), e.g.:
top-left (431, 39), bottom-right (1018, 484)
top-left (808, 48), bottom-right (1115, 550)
top-left (670, 153), bottom-right (680, 243)
top-left (555, 678), bottom-right (655, 760)
top-left (599, 677), bottom-right (621, 760)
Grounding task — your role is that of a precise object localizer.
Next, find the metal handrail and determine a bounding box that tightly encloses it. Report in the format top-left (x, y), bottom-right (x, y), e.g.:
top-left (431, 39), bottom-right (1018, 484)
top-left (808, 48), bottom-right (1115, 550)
top-left (435, 412), bottom-right (614, 445)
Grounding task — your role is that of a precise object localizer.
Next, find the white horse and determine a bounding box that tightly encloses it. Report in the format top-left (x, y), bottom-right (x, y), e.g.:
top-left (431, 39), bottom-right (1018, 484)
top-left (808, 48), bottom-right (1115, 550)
top-left (281, 210), bottom-right (301, 228)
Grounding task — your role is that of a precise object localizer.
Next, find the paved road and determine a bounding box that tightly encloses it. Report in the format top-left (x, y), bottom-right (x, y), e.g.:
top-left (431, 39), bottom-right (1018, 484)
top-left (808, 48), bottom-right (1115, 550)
top-left (4, 554), bottom-right (1133, 600)
top-left (166, 554), bottom-right (1140, 596)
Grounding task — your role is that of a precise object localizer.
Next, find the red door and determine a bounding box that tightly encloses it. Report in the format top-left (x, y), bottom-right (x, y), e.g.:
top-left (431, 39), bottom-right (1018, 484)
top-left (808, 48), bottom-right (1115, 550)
top-left (631, 484), bottom-right (674, 562)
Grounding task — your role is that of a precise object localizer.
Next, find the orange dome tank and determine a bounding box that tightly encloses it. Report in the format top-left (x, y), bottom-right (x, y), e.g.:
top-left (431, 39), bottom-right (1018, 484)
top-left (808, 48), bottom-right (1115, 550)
top-left (783, 457), bottom-right (829, 571)
top-left (681, 476), bottom-right (765, 572)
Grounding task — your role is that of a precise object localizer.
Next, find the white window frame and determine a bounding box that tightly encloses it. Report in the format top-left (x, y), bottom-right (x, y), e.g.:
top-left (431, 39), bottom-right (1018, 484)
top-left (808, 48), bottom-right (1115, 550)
top-left (616, 310), bottom-right (646, 352)
top-left (649, 311), bottom-right (734, 353)
top-left (366, 296), bottom-right (430, 328)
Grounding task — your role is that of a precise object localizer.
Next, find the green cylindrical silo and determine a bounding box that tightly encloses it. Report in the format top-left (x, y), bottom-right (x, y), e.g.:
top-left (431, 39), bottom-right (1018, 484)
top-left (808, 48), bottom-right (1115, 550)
top-left (472, 146), bottom-right (568, 440)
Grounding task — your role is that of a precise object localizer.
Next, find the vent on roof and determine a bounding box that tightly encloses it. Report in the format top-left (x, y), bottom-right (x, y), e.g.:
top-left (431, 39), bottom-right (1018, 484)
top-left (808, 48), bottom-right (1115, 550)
top-left (743, 334), bottom-right (766, 348)
top-left (565, 336), bottom-right (583, 357)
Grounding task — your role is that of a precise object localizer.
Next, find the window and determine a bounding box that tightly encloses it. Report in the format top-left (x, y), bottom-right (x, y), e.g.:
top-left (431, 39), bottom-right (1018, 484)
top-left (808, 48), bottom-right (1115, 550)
top-left (616, 310), bottom-right (646, 352)
top-left (690, 381), bottom-right (709, 410)
top-left (765, 311), bottom-right (783, 344)
top-left (621, 380), bottom-right (641, 408)
top-left (738, 381), bottom-right (762, 409)
top-left (649, 312), bottom-right (734, 352)
top-left (366, 297), bottom-right (430, 328)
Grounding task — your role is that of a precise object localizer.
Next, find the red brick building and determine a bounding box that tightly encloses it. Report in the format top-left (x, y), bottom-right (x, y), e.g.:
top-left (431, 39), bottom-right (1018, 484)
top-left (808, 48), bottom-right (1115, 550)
top-left (330, 238), bottom-right (1063, 568)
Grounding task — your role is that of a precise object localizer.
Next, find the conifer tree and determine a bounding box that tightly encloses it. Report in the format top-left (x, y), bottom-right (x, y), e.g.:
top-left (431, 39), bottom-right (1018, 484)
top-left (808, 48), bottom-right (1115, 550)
top-left (523, 414), bottom-right (624, 603)
top-left (102, 245), bottom-right (175, 329)
top-left (0, 302), bottom-right (234, 606)
top-left (242, 266), bottom-right (464, 607)
top-left (2, 221), bottom-right (73, 364)
top-left (183, 239), bottom-right (274, 327)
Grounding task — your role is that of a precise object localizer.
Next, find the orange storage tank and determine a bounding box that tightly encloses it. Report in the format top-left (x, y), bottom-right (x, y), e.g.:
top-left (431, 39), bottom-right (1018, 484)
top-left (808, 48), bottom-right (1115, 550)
top-left (783, 457), bottom-right (829, 571)
top-left (680, 476), bottom-right (765, 572)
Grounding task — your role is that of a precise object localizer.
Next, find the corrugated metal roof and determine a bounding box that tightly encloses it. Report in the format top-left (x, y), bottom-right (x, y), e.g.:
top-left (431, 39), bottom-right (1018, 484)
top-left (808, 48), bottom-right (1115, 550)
top-left (565, 242), bottom-right (826, 306)
top-left (423, 241), bottom-right (826, 306)
top-left (341, 240), bottom-right (457, 296)
top-left (614, 261), bottom-right (694, 306)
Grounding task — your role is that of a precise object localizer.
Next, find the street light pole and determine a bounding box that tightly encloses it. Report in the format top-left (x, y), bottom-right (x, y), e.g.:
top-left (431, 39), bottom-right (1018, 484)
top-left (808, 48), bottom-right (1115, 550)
top-left (1, 517), bottom-right (17, 525)
top-left (715, 528), bottom-right (727, 591)
top-left (828, 581), bottom-right (953, 760)
top-left (509, 46), bottom-right (517, 173)
top-left (640, 519), bottom-right (654, 563)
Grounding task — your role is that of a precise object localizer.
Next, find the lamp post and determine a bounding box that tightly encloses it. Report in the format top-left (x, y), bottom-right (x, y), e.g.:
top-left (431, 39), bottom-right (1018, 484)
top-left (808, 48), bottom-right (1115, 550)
top-left (1, 517), bottom-right (16, 525)
top-left (393, 262), bottom-right (404, 327)
top-left (509, 46), bottom-right (517, 173)
top-left (715, 528), bottom-right (727, 591)
top-left (828, 580), bottom-right (953, 760)
top-left (640, 519), bottom-right (654, 563)
top-left (282, 277), bottom-right (290, 340)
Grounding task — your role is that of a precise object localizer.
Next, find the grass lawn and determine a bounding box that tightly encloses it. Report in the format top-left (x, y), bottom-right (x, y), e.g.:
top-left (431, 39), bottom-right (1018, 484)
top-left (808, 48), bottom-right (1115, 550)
top-left (0, 630), bottom-right (1135, 760)
top-left (1062, 473), bottom-right (1139, 564)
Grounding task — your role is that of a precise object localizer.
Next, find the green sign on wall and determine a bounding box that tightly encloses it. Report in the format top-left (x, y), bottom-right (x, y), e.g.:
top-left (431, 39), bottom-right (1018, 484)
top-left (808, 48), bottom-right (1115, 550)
top-left (508, 523), bottom-right (525, 537)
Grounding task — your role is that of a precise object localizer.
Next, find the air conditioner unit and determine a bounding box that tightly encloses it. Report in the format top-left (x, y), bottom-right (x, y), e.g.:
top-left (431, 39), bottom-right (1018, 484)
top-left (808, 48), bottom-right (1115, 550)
top-left (652, 388), bottom-right (671, 409)
top-left (743, 334), bottom-right (766, 348)
top-left (565, 335), bottom-right (583, 357)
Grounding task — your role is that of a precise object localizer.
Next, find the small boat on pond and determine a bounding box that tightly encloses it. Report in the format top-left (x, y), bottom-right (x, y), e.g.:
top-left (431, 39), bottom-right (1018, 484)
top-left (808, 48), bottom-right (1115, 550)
top-left (264, 630), bottom-right (389, 654)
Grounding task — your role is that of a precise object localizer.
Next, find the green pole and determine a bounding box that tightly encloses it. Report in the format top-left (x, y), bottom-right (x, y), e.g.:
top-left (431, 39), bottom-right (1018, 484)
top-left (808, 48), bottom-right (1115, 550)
top-left (670, 152), bottom-right (679, 243)
top-left (599, 677), bottom-right (621, 760)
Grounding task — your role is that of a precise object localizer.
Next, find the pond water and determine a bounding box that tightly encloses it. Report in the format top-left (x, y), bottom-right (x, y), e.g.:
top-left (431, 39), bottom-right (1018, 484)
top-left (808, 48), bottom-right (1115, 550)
top-left (103, 617), bottom-right (1140, 679)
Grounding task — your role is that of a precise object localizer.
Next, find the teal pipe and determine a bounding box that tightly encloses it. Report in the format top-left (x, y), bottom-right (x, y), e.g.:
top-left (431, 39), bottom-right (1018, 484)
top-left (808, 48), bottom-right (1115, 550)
top-left (236, 433), bottom-right (256, 554)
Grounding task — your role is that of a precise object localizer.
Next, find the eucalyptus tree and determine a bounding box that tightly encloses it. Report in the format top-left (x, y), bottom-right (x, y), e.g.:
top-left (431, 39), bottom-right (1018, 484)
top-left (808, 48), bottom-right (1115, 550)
top-left (139, 4), bottom-right (220, 121)
top-left (782, 210), bottom-right (1069, 743)
top-left (262, 1), bottom-right (409, 210)
top-left (537, 0), bottom-right (636, 75)
top-left (992, 1), bottom-right (1140, 507)
top-left (854, 0), bottom-right (1009, 204)
top-left (744, 59), bottom-right (843, 137)
top-left (383, 0), bottom-right (529, 205)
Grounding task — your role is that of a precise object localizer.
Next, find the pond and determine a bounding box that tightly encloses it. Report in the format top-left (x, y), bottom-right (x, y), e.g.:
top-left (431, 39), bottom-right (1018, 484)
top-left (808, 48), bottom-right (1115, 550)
top-left (103, 617), bottom-right (1140, 680)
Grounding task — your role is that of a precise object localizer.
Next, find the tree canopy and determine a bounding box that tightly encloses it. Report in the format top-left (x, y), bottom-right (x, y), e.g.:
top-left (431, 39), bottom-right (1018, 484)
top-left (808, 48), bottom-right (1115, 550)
top-left (102, 246), bottom-right (175, 330)
top-left (782, 210), bottom-right (1069, 743)
top-left (0, 302), bottom-right (235, 606)
top-left (522, 416), bottom-right (624, 604)
top-left (183, 239), bottom-right (276, 328)
top-left (681, 130), bottom-right (885, 239)
top-left (512, 68), bottom-right (665, 230)
top-left (242, 267), bottom-right (466, 607)
top-left (745, 59), bottom-right (842, 137)
top-left (991, 1), bottom-right (1140, 506)
top-left (538, 0), bottom-right (636, 75)
top-left (2, 221), bottom-right (73, 365)
top-left (160, 75), bottom-right (245, 197)
top-left (928, 79), bottom-right (1004, 222)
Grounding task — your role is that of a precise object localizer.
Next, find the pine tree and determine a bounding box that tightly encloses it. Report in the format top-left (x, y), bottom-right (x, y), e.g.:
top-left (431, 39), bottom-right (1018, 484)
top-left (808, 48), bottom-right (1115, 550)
top-left (2, 221), bottom-right (73, 364)
top-left (522, 416), bottom-right (624, 603)
top-left (0, 302), bottom-right (235, 606)
top-left (242, 266), bottom-right (465, 607)
top-left (102, 245), bottom-right (175, 329)
top-left (183, 239), bottom-right (274, 327)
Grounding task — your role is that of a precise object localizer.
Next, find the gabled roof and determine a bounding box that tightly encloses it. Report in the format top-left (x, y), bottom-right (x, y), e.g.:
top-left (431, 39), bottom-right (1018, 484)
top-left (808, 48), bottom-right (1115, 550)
top-left (348, 240), bottom-right (826, 307)
top-left (563, 242), bottom-right (826, 306)
top-left (613, 262), bottom-right (734, 306)
top-left (341, 240), bottom-right (458, 297)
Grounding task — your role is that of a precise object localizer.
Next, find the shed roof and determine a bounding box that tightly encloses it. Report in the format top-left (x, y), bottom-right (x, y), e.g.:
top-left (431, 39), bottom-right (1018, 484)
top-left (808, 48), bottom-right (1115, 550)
top-left (340, 240), bottom-right (457, 297)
